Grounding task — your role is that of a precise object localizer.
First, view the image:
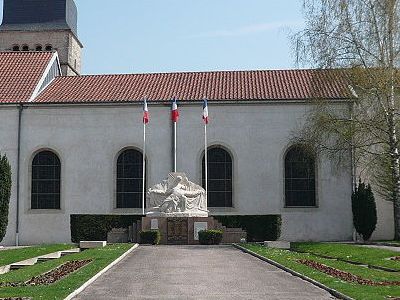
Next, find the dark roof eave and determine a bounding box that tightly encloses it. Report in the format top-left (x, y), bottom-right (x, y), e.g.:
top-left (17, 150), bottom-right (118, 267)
top-left (0, 97), bottom-right (354, 106)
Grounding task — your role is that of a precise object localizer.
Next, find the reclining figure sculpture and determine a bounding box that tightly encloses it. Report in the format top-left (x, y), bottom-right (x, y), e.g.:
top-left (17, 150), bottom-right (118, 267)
top-left (146, 172), bottom-right (209, 217)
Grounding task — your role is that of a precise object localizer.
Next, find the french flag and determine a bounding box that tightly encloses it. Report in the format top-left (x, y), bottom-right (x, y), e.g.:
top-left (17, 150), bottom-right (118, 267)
top-left (143, 99), bottom-right (149, 124)
top-left (202, 99), bottom-right (209, 124)
top-left (171, 98), bottom-right (179, 122)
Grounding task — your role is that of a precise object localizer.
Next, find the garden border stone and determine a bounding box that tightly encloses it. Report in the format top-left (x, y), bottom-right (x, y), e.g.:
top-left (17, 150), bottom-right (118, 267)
top-left (233, 243), bottom-right (354, 300)
top-left (64, 243), bottom-right (138, 300)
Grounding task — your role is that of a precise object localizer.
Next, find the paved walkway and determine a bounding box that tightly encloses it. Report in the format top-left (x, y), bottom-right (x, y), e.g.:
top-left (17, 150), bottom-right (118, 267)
top-left (359, 244), bottom-right (400, 252)
top-left (74, 245), bottom-right (334, 300)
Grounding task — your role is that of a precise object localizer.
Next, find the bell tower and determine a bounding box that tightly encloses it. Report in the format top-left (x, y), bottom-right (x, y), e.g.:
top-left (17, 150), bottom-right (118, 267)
top-left (0, 0), bottom-right (83, 76)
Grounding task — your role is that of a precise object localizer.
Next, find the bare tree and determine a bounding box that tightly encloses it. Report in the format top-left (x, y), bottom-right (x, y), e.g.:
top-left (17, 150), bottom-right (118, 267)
top-left (293, 0), bottom-right (400, 239)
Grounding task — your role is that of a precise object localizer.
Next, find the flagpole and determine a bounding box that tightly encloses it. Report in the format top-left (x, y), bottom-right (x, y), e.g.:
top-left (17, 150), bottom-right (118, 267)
top-left (142, 121), bottom-right (146, 215)
top-left (174, 121), bottom-right (177, 172)
top-left (204, 122), bottom-right (208, 200)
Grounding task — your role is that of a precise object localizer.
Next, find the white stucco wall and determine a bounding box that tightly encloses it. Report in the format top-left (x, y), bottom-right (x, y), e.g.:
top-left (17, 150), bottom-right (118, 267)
top-left (0, 102), bottom-right (356, 245)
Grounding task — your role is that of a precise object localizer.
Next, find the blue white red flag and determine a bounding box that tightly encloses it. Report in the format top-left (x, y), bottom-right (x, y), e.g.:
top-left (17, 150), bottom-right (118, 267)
top-left (171, 98), bottom-right (179, 122)
top-left (202, 99), bottom-right (209, 124)
top-left (143, 99), bottom-right (149, 124)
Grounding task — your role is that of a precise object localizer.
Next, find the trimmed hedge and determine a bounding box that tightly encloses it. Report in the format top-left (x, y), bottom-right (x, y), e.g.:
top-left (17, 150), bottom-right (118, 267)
top-left (70, 214), bottom-right (142, 243)
top-left (0, 154), bottom-right (12, 243)
top-left (140, 230), bottom-right (161, 245)
top-left (199, 230), bottom-right (223, 245)
top-left (214, 215), bottom-right (281, 242)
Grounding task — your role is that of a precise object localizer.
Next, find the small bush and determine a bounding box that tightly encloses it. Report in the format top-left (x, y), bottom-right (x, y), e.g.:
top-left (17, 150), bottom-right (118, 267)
top-left (0, 154), bottom-right (12, 243)
top-left (199, 230), bottom-right (223, 245)
top-left (140, 230), bottom-right (160, 245)
top-left (352, 180), bottom-right (377, 241)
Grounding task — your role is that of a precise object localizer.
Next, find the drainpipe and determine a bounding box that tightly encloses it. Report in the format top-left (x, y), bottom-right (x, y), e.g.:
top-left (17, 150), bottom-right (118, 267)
top-left (15, 104), bottom-right (23, 246)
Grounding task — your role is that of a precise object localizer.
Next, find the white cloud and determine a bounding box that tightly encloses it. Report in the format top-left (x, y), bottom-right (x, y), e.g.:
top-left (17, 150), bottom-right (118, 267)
top-left (187, 21), bottom-right (303, 38)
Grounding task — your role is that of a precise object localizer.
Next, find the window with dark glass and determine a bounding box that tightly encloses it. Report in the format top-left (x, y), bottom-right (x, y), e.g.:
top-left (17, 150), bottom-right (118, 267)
top-left (12, 45), bottom-right (20, 51)
top-left (284, 145), bottom-right (316, 207)
top-left (45, 45), bottom-right (52, 51)
top-left (22, 45), bottom-right (29, 51)
top-left (36, 45), bottom-right (43, 51)
top-left (31, 151), bottom-right (61, 209)
top-left (202, 147), bottom-right (232, 207)
top-left (116, 149), bottom-right (144, 208)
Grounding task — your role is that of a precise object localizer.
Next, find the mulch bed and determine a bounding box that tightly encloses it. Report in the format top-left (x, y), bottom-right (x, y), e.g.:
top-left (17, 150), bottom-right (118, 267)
top-left (0, 260), bottom-right (92, 288)
top-left (298, 259), bottom-right (400, 286)
top-left (0, 298), bottom-right (31, 300)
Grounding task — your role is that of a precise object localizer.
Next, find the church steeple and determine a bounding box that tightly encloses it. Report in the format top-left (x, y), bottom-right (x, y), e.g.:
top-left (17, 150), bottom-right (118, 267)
top-left (0, 0), bottom-right (83, 76)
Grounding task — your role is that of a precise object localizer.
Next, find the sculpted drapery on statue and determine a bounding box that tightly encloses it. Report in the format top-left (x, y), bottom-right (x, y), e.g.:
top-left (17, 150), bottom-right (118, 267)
top-left (146, 173), bottom-right (208, 217)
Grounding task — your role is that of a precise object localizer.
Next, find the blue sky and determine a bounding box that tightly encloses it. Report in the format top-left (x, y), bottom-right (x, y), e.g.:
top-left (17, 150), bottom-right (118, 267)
top-left (0, 0), bottom-right (305, 75)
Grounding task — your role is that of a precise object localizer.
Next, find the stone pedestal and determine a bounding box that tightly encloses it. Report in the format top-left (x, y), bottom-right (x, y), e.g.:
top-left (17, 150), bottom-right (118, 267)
top-left (142, 217), bottom-right (215, 245)
top-left (264, 241), bottom-right (291, 249)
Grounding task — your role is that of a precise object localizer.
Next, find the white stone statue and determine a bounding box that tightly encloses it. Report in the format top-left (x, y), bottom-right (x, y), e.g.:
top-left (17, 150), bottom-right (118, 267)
top-left (146, 172), bottom-right (208, 217)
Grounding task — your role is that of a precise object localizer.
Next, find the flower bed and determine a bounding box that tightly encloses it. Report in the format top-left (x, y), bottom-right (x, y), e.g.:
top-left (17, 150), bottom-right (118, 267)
top-left (0, 260), bottom-right (92, 288)
top-left (298, 259), bottom-right (400, 286)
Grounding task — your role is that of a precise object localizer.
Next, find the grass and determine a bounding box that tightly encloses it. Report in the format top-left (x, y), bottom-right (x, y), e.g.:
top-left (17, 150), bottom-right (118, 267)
top-left (0, 244), bottom-right (77, 266)
top-left (0, 243), bottom-right (133, 300)
top-left (240, 243), bottom-right (400, 300)
top-left (292, 242), bottom-right (400, 271)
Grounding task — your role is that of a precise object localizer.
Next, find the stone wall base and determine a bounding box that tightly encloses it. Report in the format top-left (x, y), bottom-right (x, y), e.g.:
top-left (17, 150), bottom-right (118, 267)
top-left (141, 217), bottom-right (246, 245)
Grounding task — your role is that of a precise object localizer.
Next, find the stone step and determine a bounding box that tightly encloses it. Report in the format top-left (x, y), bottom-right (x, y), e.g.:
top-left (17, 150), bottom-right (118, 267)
top-left (37, 251), bottom-right (62, 262)
top-left (10, 258), bottom-right (38, 270)
top-left (1, 247), bottom-right (80, 274)
top-left (60, 248), bottom-right (80, 256)
top-left (0, 265), bottom-right (10, 275)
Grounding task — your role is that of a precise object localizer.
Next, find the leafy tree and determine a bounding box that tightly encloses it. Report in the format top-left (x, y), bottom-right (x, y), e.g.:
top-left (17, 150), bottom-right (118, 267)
top-left (0, 154), bottom-right (12, 242)
top-left (352, 180), bottom-right (377, 241)
top-left (293, 0), bottom-right (400, 240)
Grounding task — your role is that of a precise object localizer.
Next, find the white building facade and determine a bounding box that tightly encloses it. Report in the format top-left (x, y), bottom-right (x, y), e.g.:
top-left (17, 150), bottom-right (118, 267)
top-left (0, 99), bottom-right (357, 245)
top-left (0, 0), bottom-right (394, 244)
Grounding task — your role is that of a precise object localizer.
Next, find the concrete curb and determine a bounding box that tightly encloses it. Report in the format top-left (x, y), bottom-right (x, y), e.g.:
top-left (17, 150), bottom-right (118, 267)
top-left (233, 244), bottom-right (354, 300)
top-left (64, 243), bottom-right (139, 300)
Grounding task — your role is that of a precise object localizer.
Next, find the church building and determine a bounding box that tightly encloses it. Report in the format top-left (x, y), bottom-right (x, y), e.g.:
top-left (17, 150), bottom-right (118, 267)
top-left (0, 0), bottom-right (393, 245)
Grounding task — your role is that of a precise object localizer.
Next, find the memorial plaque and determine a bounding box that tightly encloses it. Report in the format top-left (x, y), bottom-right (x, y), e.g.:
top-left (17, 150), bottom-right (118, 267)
top-left (194, 222), bottom-right (208, 240)
top-left (167, 218), bottom-right (188, 244)
top-left (150, 219), bottom-right (159, 230)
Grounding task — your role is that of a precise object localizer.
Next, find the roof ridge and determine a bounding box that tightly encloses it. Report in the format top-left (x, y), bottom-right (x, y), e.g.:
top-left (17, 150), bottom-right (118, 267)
top-left (56, 68), bottom-right (339, 79)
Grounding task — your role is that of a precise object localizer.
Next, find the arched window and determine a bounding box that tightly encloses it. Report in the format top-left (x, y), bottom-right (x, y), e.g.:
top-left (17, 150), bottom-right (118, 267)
top-left (36, 45), bottom-right (43, 51)
top-left (22, 45), bottom-right (29, 51)
top-left (284, 145), bottom-right (316, 207)
top-left (202, 147), bottom-right (232, 207)
top-left (31, 150), bottom-right (61, 209)
top-left (45, 45), bottom-right (53, 51)
top-left (12, 45), bottom-right (20, 51)
top-left (116, 149), bottom-right (144, 208)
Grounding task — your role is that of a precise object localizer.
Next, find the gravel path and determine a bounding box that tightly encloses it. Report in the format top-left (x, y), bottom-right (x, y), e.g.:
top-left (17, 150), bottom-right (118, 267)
top-left (74, 245), bottom-right (335, 300)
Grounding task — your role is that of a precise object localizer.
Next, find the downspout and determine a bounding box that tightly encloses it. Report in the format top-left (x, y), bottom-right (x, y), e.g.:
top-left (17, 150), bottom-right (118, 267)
top-left (15, 104), bottom-right (23, 246)
top-left (349, 101), bottom-right (357, 242)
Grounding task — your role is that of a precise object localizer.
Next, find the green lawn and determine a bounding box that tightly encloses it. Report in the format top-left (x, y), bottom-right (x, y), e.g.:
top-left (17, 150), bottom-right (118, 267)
top-left (240, 243), bottom-right (400, 300)
top-left (292, 242), bottom-right (400, 271)
top-left (0, 244), bottom-right (77, 266)
top-left (0, 243), bottom-right (133, 300)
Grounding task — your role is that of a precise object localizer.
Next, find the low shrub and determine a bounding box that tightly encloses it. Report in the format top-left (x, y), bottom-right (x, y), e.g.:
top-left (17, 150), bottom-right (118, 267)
top-left (213, 215), bottom-right (281, 242)
top-left (199, 229), bottom-right (223, 245)
top-left (70, 214), bottom-right (142, 243)
top-left (140, 230), bottom-right (160, 245)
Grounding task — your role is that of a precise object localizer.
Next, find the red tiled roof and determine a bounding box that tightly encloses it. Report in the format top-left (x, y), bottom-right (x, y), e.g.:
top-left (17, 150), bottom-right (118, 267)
top-left (0, 52), bottom-right (54, 103)
top-left (35, 69), bottom-right (352, 103)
